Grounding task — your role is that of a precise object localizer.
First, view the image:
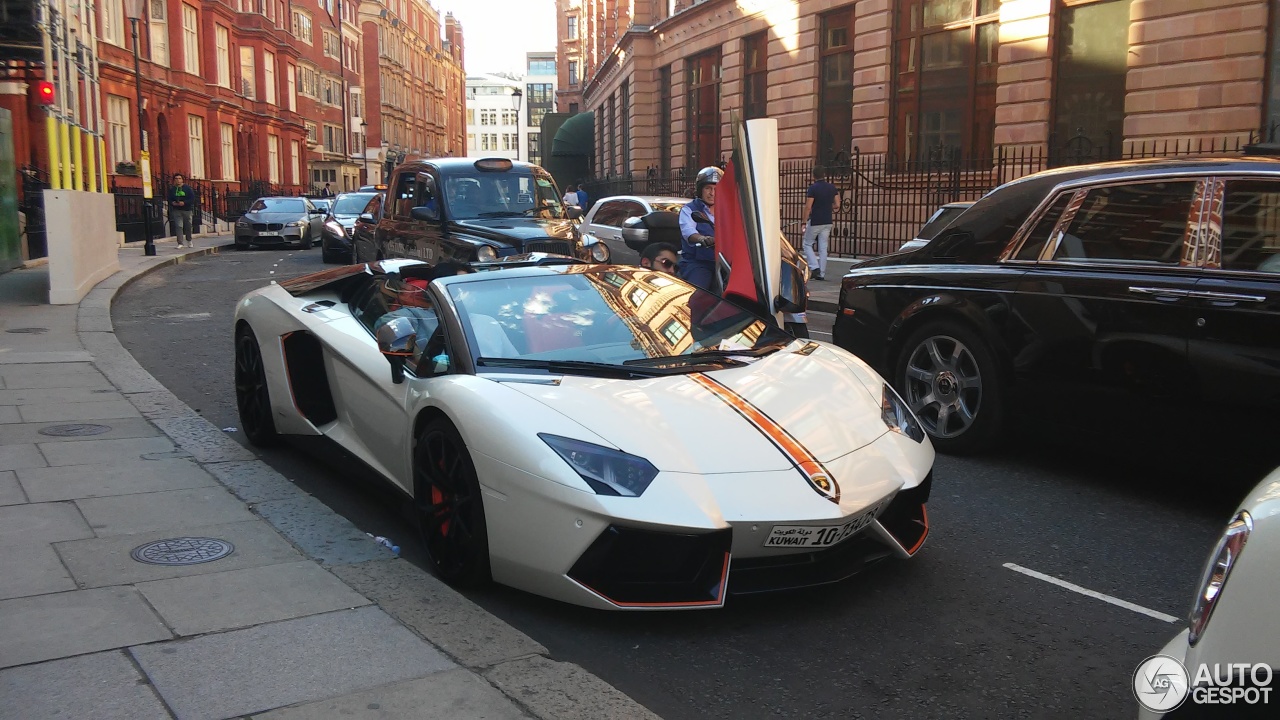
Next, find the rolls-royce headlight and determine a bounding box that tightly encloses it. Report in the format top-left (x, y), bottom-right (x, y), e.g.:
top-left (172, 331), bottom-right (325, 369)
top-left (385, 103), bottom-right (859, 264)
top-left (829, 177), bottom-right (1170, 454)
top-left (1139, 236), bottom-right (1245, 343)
top-left (475, 245), bottom-right (498, 262)
top-left (1188, 511), bottom-right (1252, 646)
top-left (540, 434), bottom-right (658, 497)
top-left (881, 384), bottom-right (925, 442)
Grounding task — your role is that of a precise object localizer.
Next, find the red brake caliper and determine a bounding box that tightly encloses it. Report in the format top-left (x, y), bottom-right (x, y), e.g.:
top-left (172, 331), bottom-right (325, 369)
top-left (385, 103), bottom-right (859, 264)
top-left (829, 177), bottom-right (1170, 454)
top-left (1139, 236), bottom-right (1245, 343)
top-left (432, 461), bottom-right (451, 537)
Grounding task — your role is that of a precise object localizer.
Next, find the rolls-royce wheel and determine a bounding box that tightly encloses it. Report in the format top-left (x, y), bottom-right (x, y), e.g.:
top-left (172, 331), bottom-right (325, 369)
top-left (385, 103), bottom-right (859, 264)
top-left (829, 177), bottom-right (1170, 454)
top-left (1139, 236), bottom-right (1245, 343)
top-left (895, 320), bottom-right (1003, 454)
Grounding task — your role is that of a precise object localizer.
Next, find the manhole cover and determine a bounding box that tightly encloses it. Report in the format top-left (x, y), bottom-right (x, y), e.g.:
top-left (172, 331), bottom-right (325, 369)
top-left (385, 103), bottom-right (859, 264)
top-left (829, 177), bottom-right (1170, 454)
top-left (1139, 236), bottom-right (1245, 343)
top-left (39, 423), bottom-right (112, 437)
top-left (131, 538), bottom-right (235, 566)
top-left (5, 327), bottom-right (48, 334)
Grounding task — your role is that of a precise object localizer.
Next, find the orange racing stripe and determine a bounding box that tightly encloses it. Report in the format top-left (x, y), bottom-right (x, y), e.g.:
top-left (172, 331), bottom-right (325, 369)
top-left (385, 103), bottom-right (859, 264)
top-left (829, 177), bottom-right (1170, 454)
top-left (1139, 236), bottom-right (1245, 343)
top-left (690, 373), bottom-right (840, 504)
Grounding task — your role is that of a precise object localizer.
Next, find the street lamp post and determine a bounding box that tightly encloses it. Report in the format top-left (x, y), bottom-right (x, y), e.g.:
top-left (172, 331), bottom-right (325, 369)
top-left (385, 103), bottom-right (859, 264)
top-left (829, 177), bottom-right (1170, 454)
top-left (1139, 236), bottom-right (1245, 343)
top-left (125, 0), bottom-right (156, 256)
top-left (360, 122), bottom-right (369, 184)
top-left (510, 88), bottom-right (523, 162)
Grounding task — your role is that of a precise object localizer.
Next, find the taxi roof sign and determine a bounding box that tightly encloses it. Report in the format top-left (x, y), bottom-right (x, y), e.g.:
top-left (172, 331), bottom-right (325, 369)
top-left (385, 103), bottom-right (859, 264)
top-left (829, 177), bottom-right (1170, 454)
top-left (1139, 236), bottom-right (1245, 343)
top-left (474, 158), bottom-right (514, 172)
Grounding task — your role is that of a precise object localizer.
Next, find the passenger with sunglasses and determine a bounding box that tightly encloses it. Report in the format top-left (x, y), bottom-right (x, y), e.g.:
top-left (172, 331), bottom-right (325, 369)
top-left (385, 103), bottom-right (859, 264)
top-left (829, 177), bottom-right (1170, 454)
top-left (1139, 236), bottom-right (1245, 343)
top-left (639, 242), bottom-right (680, 275)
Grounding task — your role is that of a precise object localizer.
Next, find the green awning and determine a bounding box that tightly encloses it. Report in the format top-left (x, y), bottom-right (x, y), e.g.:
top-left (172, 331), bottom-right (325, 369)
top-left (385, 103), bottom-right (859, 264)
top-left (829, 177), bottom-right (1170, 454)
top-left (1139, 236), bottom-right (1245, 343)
top-left (552, 111), bottom-right (594, 157)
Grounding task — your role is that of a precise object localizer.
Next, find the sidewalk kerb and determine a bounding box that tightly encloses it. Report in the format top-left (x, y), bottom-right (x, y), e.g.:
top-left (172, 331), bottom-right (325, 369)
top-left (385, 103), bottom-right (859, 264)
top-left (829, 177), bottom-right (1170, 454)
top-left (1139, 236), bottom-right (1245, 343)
top-left (61, 242), bottom-right (659, 719)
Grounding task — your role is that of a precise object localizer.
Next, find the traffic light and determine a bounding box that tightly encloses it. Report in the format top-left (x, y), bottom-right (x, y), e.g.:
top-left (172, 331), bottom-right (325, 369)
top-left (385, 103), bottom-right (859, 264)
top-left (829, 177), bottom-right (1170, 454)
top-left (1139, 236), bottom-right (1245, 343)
top-left (33, 81), bottom-right (55, 106)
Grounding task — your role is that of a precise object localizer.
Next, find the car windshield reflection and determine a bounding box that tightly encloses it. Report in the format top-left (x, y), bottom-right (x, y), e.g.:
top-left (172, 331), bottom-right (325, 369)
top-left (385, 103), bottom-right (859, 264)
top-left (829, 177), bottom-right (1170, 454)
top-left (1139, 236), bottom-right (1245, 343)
top-left (444, 171), bottom-right (563, 220)
top-left (445, 267), bottom-right (791, 372)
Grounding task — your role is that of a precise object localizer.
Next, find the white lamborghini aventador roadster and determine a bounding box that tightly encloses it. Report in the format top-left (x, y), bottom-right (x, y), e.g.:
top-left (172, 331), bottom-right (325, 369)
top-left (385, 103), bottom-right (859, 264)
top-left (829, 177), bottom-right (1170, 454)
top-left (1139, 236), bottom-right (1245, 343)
top-left (233, 257), bottom-right (935, 609)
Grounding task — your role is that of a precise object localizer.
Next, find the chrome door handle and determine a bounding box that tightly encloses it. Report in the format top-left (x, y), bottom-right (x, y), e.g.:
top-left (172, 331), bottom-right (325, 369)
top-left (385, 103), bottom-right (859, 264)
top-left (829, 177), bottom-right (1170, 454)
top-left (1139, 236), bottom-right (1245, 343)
top-left (1128, 286), bottom-right (1192, 299)
top-left (1186, 290), bottom-right (1267, 303)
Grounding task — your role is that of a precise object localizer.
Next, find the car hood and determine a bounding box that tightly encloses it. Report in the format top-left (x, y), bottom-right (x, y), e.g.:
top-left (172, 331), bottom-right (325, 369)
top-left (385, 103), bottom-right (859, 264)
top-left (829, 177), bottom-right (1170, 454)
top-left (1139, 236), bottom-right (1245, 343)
top-left (501, 343), bottom-right (887, 475)
top-left (454, 217), bottom-right (578, 244)
top-left (242, 211), bottom-right (306, 223)
top-left (330, 215), bottom-right (359, 228)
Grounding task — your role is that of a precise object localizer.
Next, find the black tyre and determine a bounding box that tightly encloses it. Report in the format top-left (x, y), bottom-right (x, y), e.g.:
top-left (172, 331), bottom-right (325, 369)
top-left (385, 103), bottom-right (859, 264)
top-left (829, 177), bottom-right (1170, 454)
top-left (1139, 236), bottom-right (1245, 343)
top-left (895, 320), bottom-right (1004, 454)
top-left (321, 246), bottom-right (335, 264)
top-left (300, 230), bottom-right (312, 250)
top-left (234, 326), bottom-right (280, 447)
top-left (413, 418), bottom-right (491, 586)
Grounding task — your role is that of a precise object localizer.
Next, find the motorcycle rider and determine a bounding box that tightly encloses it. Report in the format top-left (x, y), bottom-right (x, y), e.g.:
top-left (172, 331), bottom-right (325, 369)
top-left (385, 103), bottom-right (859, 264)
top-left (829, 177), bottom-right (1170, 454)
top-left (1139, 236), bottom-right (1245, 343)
top-left (677, 166), bottom-right (722, 290)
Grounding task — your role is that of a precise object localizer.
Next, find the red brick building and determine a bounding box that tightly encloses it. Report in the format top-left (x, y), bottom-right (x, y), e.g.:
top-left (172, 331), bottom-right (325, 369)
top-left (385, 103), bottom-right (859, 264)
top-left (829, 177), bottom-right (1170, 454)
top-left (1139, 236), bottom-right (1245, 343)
top-left (563, 0), bottom-right (1275, 174)
top-left (358, 0), bottom-right (466, 183)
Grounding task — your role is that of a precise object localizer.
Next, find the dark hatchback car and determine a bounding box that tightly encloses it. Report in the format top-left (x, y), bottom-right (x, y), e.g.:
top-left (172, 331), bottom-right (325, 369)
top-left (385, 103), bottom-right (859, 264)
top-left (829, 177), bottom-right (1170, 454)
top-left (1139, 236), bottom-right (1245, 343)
top-left (833, 157), bottom-right (1280, 454)
top-left (321, 191), bottom-right (379, 264)
top-left (361, 157), bottom-right (598, 265)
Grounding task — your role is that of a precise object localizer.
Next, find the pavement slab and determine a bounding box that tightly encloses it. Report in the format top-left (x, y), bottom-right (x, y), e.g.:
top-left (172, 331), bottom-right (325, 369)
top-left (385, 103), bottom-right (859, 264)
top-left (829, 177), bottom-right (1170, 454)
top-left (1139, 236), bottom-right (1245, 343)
top-left (250, 670), bottom-right (531, 720)
top-left (331, 558), bottom-right (547, 669)
top-left (17, 458), bottom-right (218, 502)
top-left (137, 560), bottom-right (371, 636)
top-left (0, 650), bottom-right (172, 720)
top-left (17, 399), bottom-right (142, 423)
top-left (0, 541), bottom-right (77, 600)
top-left (253, 493), bottom-right (397, 565)
top-left (0, 586), bottom-right (172, 668)
top-left (37, 436), bottom-right (177, 466)
top-left (0, 501), bottom-right (93, 546)
top-left (151, 415), bottom-right (256, 463)
top-left (0, 443), bottom-right (47, 471)
top-left (0, 470), bottom-right (26, 506)
top-left (127, 389), bottom-right (201, 420)
top-left (483, 656), bottom-right (662, 720)
top-left (0, 416), bottom-right (159, 445)
top-left (204, 460), bottom-right (303, 503)
top-left (0, 406), bottom-right (18, 423)
top-left (80, 331), bottom-right (168, 394)
top-left (0, 350), bottom-right (95, 365)
top-left (0, 362), bottom-right (113, 390)
top-left (75, 486), bottom-right (255, 537)
top-left (130, 606), bottom-right (456, 720)
top-left (0, 386), bottom-right (126, 406)
top-left (56, 519), bottom-right (305, 588)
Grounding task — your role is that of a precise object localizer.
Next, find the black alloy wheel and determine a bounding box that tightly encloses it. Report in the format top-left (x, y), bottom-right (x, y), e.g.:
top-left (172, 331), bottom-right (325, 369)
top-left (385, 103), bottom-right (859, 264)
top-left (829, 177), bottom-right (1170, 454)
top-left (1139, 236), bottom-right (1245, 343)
top-left (300, 229), bottom-right (313, 250)
top-left (413, 418), bottom-right (491, 586)
top-left (234, 326), bottom-right (280, 447)
top-left (896, 320), bottom-right (1004, 454)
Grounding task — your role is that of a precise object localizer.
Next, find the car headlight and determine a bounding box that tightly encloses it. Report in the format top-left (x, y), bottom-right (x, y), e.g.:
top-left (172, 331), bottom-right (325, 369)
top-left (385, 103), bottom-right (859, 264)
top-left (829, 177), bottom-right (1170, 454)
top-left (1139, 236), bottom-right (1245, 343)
top-left (324, 220), bottom-right (346, 237)
top-left (539, 433), bottom-right (658, 497)
top-left (476, 245), bottom-right (498, 262)
top-left (881, 383), bottom-right (925, 442)
top-left (589, 241), bottom-right (610, 262)
top-left (294, 219), bottom-right (309, 228)
top-left (236, 218), bottom-right (249, 227)
top-left (1188, 511), bottom-right (1252, 646)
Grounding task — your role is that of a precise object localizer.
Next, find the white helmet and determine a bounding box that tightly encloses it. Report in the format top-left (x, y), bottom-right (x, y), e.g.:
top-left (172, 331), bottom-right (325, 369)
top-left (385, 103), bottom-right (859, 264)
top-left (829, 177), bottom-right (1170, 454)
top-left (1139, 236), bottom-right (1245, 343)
top-left (694, 166), bottom-right (722, 196)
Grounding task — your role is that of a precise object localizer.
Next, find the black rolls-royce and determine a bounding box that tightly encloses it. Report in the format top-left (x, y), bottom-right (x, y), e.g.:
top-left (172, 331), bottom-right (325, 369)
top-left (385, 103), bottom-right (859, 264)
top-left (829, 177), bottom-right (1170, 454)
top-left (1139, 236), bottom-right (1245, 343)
top-left (833, 157), bottom-right (1280, 454)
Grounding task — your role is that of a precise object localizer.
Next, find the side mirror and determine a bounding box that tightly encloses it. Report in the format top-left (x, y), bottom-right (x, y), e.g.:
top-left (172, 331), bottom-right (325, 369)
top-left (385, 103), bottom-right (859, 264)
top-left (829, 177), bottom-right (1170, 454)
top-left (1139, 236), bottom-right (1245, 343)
top-left (357, 212), bottom-right (375, 224)
top-left (774, 261), bottom-right (809, 314)
top-left (691, 211), bottom-right (712, 226)
top-left (565, 205), bottom-right (583, 220)
top-left (411, 205), bottom-right (439, 222)
top-left (375, 317), bottom-right (416, 384)
top-left (621, 216), bottom-right (649, 246)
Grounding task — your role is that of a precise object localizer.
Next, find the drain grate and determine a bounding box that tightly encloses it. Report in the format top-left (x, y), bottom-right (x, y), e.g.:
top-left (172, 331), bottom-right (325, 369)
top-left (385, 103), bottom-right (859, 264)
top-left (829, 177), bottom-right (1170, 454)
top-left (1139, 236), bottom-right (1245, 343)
top-left (131, 538), bottom-right (235, 566)
top-left (39, 423), bottom-right (112, 437)
top-left (5, 327), bottom-right (48, 334)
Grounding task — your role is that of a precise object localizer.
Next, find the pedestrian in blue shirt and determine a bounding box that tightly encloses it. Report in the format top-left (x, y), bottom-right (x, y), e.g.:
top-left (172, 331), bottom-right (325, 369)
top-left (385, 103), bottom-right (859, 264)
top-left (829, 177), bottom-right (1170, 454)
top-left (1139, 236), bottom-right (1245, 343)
top-left (802, 167), bottom-right (841, 280)
top-left (575, 181), bottom-right (589, 212)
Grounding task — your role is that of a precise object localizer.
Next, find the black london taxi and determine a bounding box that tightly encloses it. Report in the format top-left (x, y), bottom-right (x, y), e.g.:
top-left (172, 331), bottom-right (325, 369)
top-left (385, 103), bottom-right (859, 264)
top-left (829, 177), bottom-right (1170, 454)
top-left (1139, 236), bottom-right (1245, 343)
top-left (832, 156), bottom-right (1280, 456)
top-left (359, 157), bottom-right (608, 265)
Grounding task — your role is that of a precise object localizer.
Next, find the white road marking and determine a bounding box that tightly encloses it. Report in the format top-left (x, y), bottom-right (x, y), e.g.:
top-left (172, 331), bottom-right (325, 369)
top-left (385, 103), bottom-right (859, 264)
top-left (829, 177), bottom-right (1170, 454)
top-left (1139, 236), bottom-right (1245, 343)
top-left (1003, 562), bottom-right (1178, 623)
top-left (810, 330), bottom-right (832, 338)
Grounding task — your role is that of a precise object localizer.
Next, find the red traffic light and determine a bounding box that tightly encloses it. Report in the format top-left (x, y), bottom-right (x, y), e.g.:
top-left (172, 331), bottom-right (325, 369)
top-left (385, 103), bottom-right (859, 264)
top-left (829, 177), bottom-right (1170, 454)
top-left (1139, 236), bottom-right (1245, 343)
top-left (34, 81), bottom-right (55, 106)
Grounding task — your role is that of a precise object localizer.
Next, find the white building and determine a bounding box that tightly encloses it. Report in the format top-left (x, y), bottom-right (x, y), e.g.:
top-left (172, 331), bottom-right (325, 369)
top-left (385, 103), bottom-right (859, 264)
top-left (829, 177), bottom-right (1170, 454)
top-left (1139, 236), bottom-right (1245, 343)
top-left (465, 74), bottom-right (525, 162)
top-left (523, 52), bottom-right (557, 166)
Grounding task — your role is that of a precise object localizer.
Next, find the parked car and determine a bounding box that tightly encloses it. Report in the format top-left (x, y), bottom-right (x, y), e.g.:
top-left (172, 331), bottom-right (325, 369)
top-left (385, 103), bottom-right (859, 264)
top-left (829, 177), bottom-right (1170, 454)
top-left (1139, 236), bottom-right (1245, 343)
top-left (1137, 466), bottom-right (1280, 719)
top-left (832, 157), bottom-right (1280, 454)
top-left (321, 191), bottom-right (380, 264)
top-left (361, 156), bottom-right (605, 265)
top-left (233, 258), bottom-right (934, 608)
top-left (234, 197), bottom-right (325, 250)
top-left (897, 201), bottom-right (974, 253)
top-left (580, 195), bottom-right (688, 251)
top-left (309, 198), bottom-right (333, 215)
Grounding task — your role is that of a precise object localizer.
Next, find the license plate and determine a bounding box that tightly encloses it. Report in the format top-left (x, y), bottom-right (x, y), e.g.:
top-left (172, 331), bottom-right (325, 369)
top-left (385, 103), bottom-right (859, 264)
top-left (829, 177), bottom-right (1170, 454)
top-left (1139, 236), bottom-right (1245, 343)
top-left (764, 501), bottom-right (886, 548)
top-left (257, 231), bottom-right (276, 237)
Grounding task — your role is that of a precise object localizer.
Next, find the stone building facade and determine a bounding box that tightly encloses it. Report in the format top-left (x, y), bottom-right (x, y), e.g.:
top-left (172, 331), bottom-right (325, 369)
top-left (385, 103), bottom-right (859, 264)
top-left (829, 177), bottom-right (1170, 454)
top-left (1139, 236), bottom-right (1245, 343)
top-left (562, 0), bottom-right (1274, 176)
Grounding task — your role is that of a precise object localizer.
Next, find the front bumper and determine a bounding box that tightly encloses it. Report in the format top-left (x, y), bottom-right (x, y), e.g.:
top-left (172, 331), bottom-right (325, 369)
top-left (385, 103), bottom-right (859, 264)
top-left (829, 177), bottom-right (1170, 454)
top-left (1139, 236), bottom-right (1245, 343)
top-left (236, 227), bottom-right (305, 247)
top-left (322, 229), bottom-right (353, 253)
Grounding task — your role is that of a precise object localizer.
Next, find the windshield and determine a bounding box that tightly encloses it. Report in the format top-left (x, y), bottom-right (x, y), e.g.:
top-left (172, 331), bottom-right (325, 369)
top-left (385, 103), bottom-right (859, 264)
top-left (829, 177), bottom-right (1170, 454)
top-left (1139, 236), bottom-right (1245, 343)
top-left (446, 267), bottom-right (791, 371)
top-left (444, 171), bottom-right (563, 220)
top-left (250, 198), bottom-right (306, 213)
top-left (332, 193), bottom-right (375, 215)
